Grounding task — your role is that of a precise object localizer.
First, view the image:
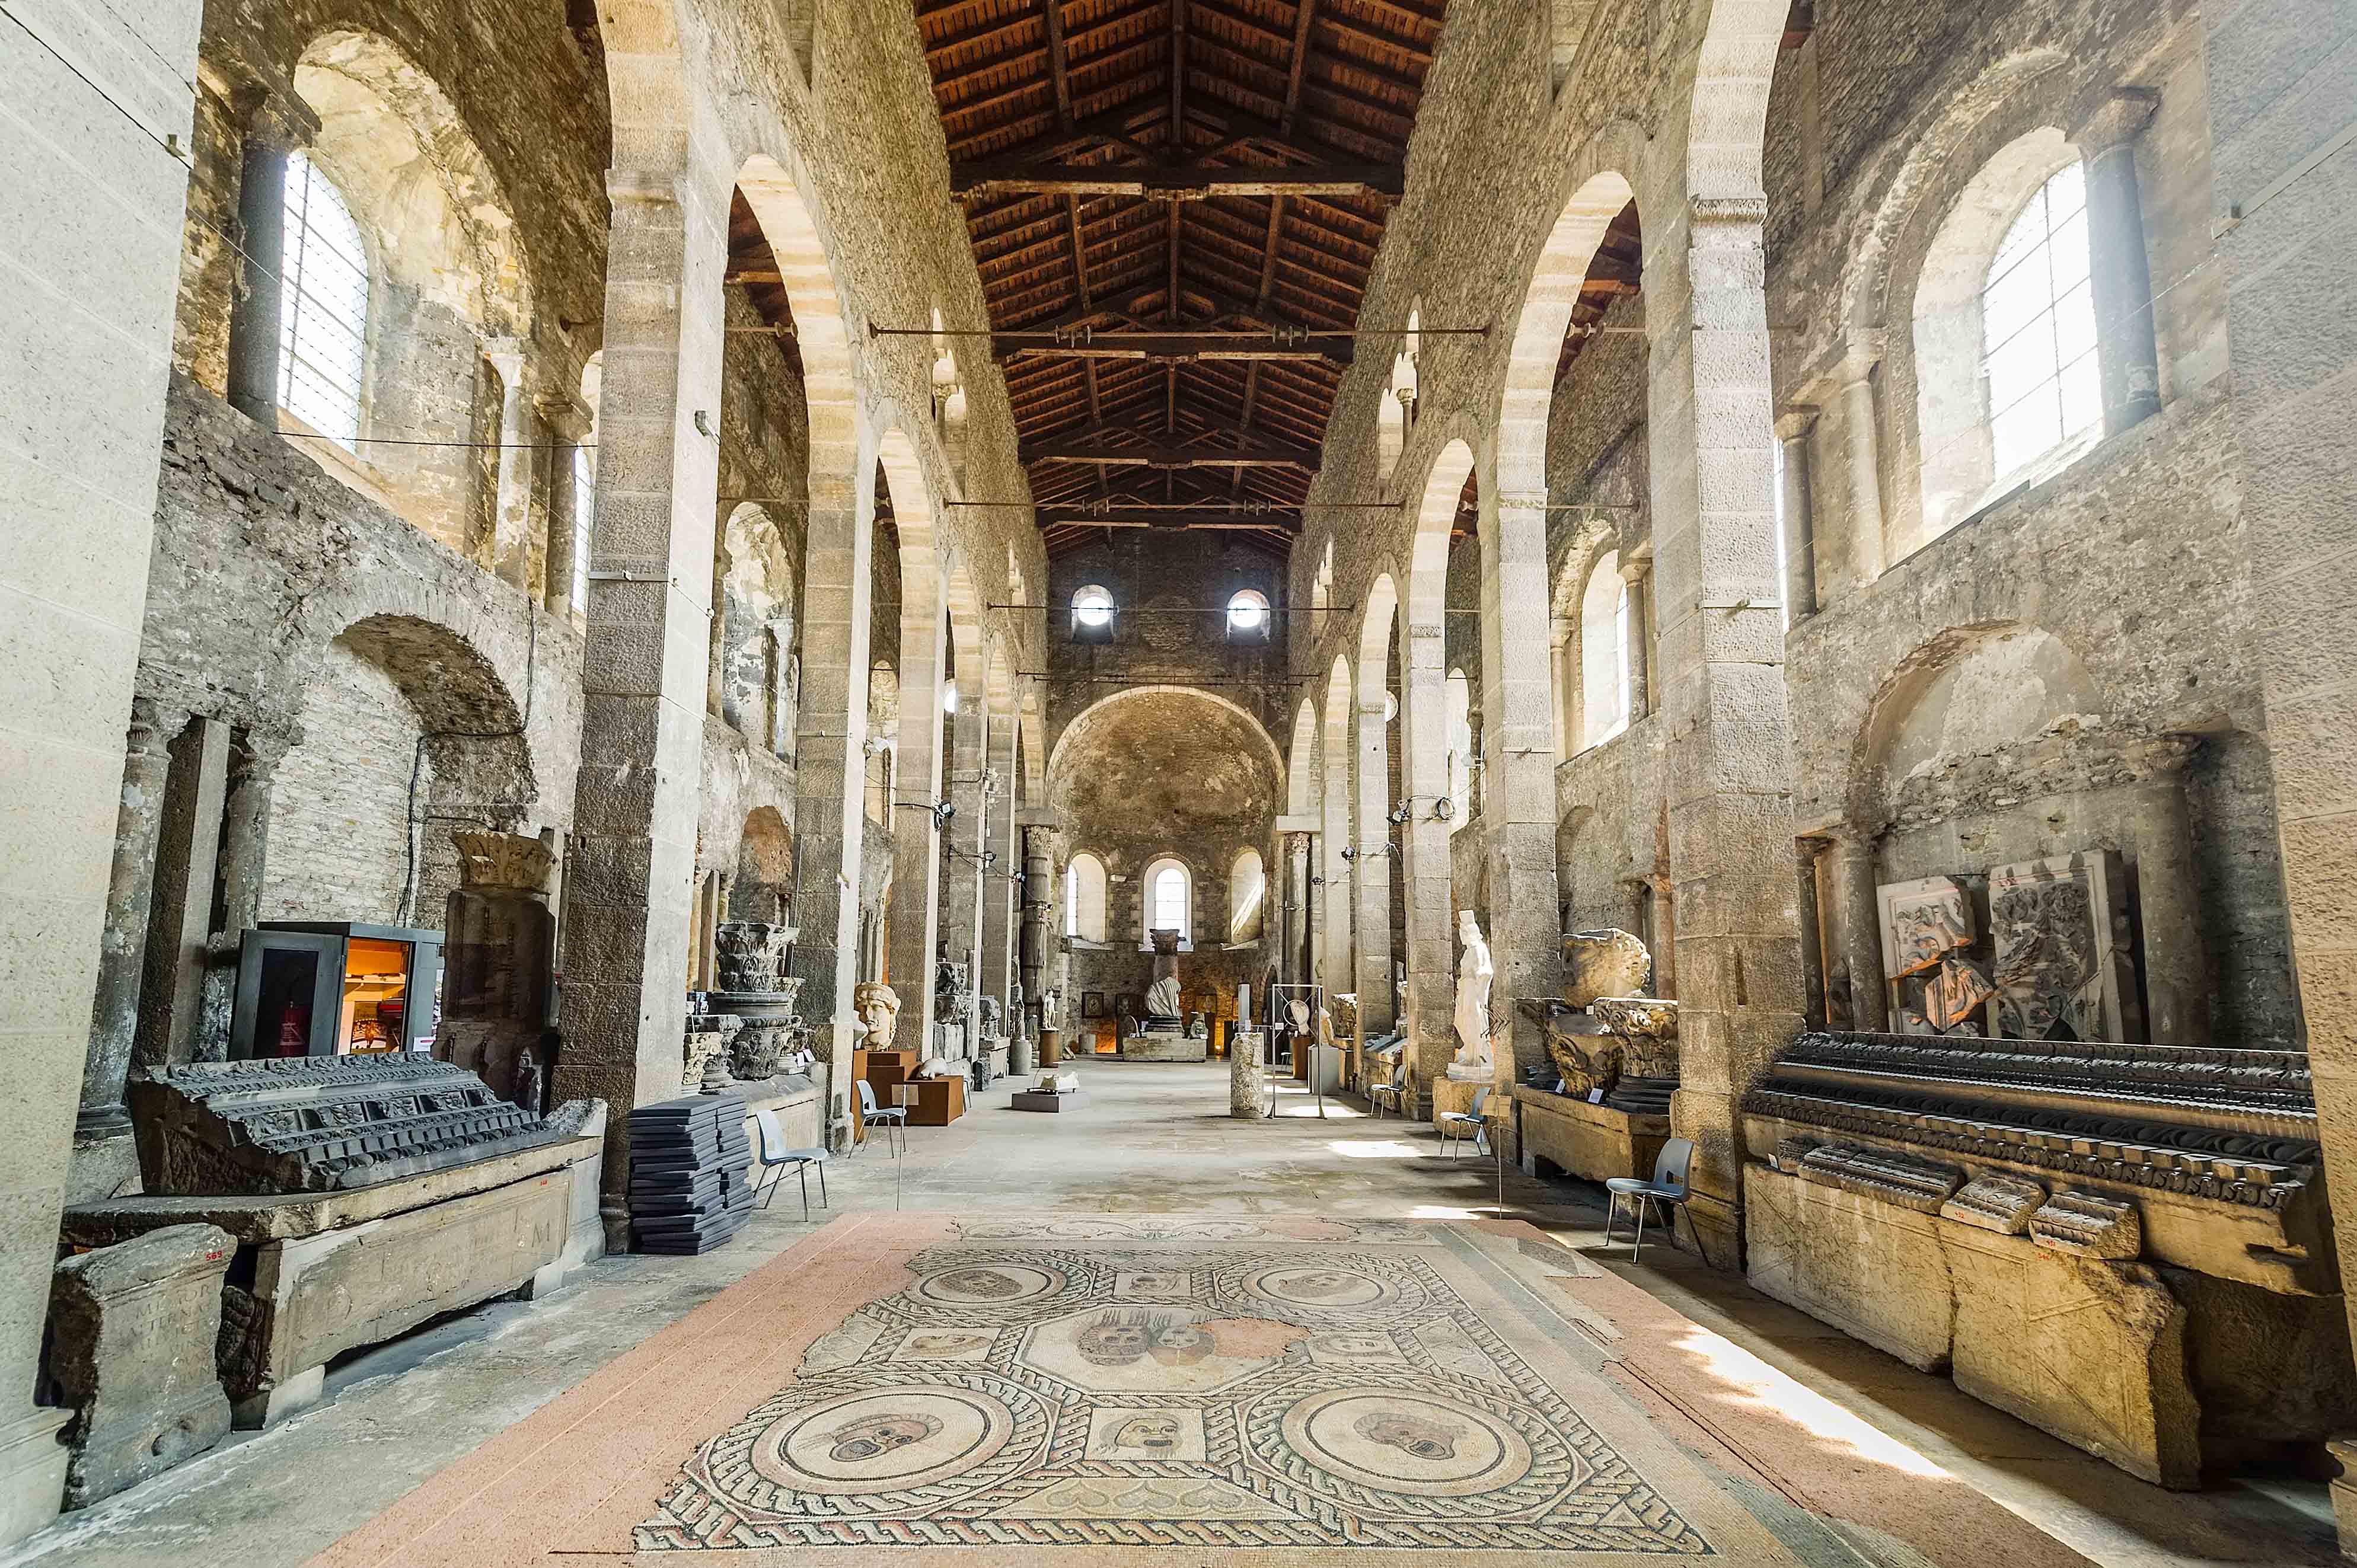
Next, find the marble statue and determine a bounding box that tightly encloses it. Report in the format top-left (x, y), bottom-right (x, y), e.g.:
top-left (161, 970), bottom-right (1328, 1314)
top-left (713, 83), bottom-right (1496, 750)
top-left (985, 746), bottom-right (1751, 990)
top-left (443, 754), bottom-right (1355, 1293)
top-left (1287, 998), bottom-right (1310, 1036)
top-left (854, 982), bottom-right (901, 1052)
top-left (1144, 974), bottom-right (1181, 1020)
top-left (1449, 909), bottom-right (1495, 1080)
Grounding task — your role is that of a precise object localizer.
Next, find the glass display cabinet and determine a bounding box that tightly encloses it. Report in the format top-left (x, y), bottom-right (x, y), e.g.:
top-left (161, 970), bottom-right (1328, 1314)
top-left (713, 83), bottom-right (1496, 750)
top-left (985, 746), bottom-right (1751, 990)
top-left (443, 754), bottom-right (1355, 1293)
top-left (230, 922), bottom-right (445, 1059)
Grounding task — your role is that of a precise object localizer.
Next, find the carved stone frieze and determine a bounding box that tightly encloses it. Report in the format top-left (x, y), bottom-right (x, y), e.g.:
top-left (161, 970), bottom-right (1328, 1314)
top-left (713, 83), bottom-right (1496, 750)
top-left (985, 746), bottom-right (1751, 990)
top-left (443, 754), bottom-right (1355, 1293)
top-left (1940, 1173), bottom-right (2047, 1235)
top-left (1795, 1142), bottom-right (1965, 1212)
top-left (2031, 1192), bottom-right (2144, 1259)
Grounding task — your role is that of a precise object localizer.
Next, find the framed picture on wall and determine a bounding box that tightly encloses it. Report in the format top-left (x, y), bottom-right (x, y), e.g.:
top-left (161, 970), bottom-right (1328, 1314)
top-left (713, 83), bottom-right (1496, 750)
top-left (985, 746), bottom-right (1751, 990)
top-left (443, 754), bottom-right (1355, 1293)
top-left (1082, 991), bottom-right (1106, 1019)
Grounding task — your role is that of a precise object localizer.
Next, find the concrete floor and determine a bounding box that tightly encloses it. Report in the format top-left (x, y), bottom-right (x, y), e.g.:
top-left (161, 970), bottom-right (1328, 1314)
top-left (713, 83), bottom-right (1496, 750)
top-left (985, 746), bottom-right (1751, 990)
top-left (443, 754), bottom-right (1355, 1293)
top-left (9, 1058), bottom-right (2339, 1568)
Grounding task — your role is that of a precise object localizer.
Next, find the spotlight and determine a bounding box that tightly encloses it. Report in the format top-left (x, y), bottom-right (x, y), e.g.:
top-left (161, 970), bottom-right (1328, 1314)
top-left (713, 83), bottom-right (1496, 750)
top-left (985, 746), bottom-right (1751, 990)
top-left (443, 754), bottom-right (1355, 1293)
top-left (1432, 796), bottom-right (1454, 820)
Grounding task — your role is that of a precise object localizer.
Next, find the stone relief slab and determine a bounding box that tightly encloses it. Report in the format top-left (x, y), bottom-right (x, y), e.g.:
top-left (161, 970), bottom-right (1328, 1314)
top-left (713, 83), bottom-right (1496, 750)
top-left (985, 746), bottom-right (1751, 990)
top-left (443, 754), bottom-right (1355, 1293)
top-left (1877, 876), bottom-right (1975, 979)
top-left (1988, 852), bottom-right (2140, 1042)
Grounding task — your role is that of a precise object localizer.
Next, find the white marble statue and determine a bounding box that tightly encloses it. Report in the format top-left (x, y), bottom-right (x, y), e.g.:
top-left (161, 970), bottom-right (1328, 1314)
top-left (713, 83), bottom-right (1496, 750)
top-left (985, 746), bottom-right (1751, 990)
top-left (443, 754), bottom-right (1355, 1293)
top-left (1449, 909), bottom-right (1495, 1080)
top-left (1144, 974), bottom-right (1181, 1018)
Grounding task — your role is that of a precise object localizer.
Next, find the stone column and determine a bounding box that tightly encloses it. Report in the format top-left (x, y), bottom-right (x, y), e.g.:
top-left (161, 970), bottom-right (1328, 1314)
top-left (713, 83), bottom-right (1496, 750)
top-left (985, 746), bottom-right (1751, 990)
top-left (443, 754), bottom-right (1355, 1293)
top-left (71, 698), bottom-right (174, 1203)
top-left (1825, 830), bottom-right (1888, 1033)
top-left (980, 704), bottom-right (1019, 1005)
top-left (2074, 89), bottom-right (2163, 437)
top-left (1835, 344), bottom-right (1886, 592)
top-left (481, 339), bottom-right (537, 590)
top-left (1776, 408), bottom-right (1818, 619)
top-left (1479, 490), bottom-right (1565, 1087)
top-left (224, 91), bottom-right (316, 426)
top-left (540, 395), bottom-right (594, 617)
top-left (1352, 695), bottom-right (1395, 1033)
top-left (135, 717), bottom-right (231, 1073)
top-left (553, 161), bottom-right (728, 1244)
top-left (1397, 624), bottom-right (1457, 1105)
top-left (2126, 771), bottom-right (2209, 1045)
top-left (1642, 199), bottom-right (1807, 1265)
top-left (1283, 831), bottom-right (1312, 987)
top-left (1795, 838), bottom-right (1829, 1029)
top-left (885, 590), bottom-right (948, 1043)
top-left (1319, 746), bottom-right (1352, 994)
top-left (194, 733), bottom-right (285, 1062)
top-left (1019, 825), bottom-right (1051, 1011)
top-left (1621, 557), bottom-right (1654, 720)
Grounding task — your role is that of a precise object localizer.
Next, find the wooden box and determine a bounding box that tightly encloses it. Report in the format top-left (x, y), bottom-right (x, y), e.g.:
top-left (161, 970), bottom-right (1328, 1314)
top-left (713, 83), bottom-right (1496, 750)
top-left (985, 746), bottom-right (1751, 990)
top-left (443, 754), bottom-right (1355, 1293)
top-left (901, 1077), bottom-right (967, 1126)
top-left (863, 1049), bottom-right (921, 1093)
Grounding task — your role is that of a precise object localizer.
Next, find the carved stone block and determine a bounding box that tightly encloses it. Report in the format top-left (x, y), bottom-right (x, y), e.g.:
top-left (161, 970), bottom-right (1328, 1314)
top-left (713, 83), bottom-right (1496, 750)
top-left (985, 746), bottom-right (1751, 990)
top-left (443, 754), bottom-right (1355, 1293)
top-left (1940, 1173), bottom-right (2047, 1235)
top-left (1989, 851), bottom-right (2141, 1042)
top-left (2031, 1191), bottom-right (2143, 1258)
top-left (1877, 875), bottom-right (1975, 979)
top-left (1797, 1142), bottom-right (1966, 1212)
top-left (47, 1224), bottom-right (234, 1508)
top-left (1563, 928), bottom-right (1651, 1008)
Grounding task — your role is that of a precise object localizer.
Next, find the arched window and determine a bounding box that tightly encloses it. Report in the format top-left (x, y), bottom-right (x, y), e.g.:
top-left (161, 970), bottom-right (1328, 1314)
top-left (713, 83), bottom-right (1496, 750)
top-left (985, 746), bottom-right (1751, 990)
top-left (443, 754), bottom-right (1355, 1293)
top-left (1983, 163), bottom-right (2098, 484)
top-left (1228, 848), bottom-right (1265, 943)
top-left (1579, 551), bottom-right (1629, 749)
top-left (278, 151), bottom-right (369, 448)
top-left (1143, 857), bottom-right (1191, 944)
top-left (1226, 589), bottom-right (1270, 637)
top-left (1064, 852), bottom-right (1108, 943)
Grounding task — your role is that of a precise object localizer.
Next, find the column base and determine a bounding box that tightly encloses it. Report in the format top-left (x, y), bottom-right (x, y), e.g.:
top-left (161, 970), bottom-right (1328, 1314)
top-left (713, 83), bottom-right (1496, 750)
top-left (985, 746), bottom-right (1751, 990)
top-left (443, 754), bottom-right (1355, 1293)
top-left (0, 1408), bottom-right (73, 1550)
top-left (67, 1124), bottom-right (143, 1207)
top-left (2329, 1438), bottom-right (2357, 1560)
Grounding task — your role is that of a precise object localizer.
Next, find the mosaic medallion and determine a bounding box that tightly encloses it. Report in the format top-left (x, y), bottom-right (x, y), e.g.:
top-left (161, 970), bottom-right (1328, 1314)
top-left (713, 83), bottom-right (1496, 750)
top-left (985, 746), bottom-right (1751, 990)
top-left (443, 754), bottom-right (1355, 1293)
top-left (913, 1262), bottom-right (1066, 1307)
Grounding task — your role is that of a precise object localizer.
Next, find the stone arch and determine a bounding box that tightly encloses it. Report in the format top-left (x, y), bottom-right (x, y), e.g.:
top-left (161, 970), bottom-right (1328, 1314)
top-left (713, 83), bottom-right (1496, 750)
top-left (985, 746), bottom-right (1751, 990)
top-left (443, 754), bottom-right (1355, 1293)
top-left (731, 805), bottom-right (795, 922)
top-left (294, 28), bottom-right (533, 334)
top-left (1685, 2), bottom-right (1789, 207)
top-left (1405, 436), bottom-right (1476, 628)
top-left (1046, 685), bottom-right (1285, 786)
top-left (1288, 698), bottom-right (1321, 818)
top-left (1354, 574), bottom-right (1403, 1028)
top-left (1495, 163), bottom-right (1639, 499)
top-left (1846, 621), bottom-right (2106, 829)
top-left (264, 612), bottom-right (533, 932)
top-left (715, 502), bottom-right (799, 747)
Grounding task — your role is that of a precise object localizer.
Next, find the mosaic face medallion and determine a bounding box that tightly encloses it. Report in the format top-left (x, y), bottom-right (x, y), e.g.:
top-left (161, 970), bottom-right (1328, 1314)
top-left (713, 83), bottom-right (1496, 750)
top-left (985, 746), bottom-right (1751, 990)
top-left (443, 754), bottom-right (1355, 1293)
top-left (914, 1263), bottom-right (1065, 1307)
top-left (1242, 1264), bottom-right (1395, 1309)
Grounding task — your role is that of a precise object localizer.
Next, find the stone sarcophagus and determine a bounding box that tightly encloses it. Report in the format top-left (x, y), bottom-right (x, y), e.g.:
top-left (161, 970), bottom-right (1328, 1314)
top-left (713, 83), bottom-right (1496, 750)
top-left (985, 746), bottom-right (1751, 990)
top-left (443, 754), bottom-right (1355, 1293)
top-left (131, 1057), bottom-right (569, 1195)
top-left (80, 1059), bottom-right (604, 1430)
top-left (1742, 1030), bottom-right (2353, 1487)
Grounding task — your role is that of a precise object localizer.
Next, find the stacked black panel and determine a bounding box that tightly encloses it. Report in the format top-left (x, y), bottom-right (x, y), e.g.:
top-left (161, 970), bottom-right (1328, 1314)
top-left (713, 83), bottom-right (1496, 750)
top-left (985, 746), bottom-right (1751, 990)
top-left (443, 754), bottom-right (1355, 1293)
top-left (627, 1093), bottom-right (752, 1253)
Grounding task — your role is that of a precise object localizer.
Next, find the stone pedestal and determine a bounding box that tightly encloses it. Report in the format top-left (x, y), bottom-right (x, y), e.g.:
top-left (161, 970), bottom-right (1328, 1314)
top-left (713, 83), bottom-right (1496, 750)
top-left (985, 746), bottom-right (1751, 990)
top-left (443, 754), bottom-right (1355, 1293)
top-left (1514, 1085), bottom-right (1670, 1184)
top-left (1230, 1030), bottom-right (1265, 1117)
top-left (1123, 1029), bottom-right (1207, 1063)
top-left (1431, 1073), bottom-right (1493, 1126)
top-left (47, 1224), bottom-right (234, 1508)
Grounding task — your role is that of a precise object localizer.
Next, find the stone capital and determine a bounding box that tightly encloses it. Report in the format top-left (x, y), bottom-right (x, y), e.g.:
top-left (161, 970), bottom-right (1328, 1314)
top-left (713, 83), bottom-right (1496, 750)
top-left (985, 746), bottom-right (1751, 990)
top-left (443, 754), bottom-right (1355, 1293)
top-left (235, 79), bottom-right (320, 151)
top-left (1838, 334), bottom-right (1885, 383)
top-left (1497, 488), bottom-right (1546, 513)
top-left (1774, 404), bottom-right (1820, 442)
top-left (606, 167), bottom-right (686, 207)
top-left (480, 338), bottom-right (529, 389)
top-left (2070, 88), bottom-right (2160, 155)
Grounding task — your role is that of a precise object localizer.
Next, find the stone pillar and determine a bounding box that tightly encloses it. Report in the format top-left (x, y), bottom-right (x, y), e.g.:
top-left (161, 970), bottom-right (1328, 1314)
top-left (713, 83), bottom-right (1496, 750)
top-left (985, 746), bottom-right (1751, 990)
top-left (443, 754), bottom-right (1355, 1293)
top-left (1284, 832), bottom-right (1312, 988)
top-left (1825, 830), bottom-right (1888, 1033)
top-left (1776, 408), bottom-right (1818, 619)
top-left (1480, 490), bottom-right (1565, 1087)
top-left (938, 670), bottom-right (988, 1021)
top-left (1397, 625), bottom-right (1457, 1104)
top-left (194, 733), bottom-right (284, 1062)
top-left (71, 699), bottom-right (174, 1203)
top-left (553, 161), bottom-right (728, 1245)
top-left (1, 0), bottom-right (202, 1543)
top-left (481, 339), bottom-right (537, 590)
top-left (980, 704), bottom-right (1019, 1005)
top-left (1319, 746), bottom-right (1352, 995)
top-left (1642, 199), bottom-right (1807, 1266)
top-left (1835, 344), bottom-right (1886, 592)
top-left (2126, 772), bottom-right (2209, 1045)
top-left (224, 92), bottom-right (315, 426)
top-left (2074, 89), bottom-right (2163, 438)
top-left (1795, 838), bottom-right (1829, 1029)
top-left (1352, 696), bottom-right (1395, 1033)
top-left (2199, 28), bottom-right (2357, 1525)
top-left (1620, 557), bottom-right (1654, 720)
top-left (135, 717), bottom-right (231, 1074)
top-left (885, 589), bottom-right (948, 1043)
top-left (786, 436), bottom-right (872, 1069)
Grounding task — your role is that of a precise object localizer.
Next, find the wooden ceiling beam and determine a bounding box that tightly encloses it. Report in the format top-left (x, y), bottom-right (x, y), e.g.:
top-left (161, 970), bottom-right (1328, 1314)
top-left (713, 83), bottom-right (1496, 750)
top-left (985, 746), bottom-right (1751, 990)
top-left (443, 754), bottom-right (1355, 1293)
top-left (1020, 437), bottom-right (1319, 468)
top-left (951, 159), bottom-right (1403, 200)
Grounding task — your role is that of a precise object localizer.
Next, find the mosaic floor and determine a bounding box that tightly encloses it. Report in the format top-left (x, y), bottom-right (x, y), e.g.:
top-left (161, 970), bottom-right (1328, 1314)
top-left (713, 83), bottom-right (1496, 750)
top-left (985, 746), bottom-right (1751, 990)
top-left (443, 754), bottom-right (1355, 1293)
top-left (308, 1212), bottom-right (2100, 1566)
top-left (640, 1216), bottom-right (1707, 1553)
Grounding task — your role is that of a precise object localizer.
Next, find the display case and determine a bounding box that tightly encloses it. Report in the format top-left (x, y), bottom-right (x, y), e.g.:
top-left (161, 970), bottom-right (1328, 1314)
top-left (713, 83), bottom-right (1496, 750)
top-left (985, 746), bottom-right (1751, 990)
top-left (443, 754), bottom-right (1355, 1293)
top-left (231, 922), bottom-right (445, 1059)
